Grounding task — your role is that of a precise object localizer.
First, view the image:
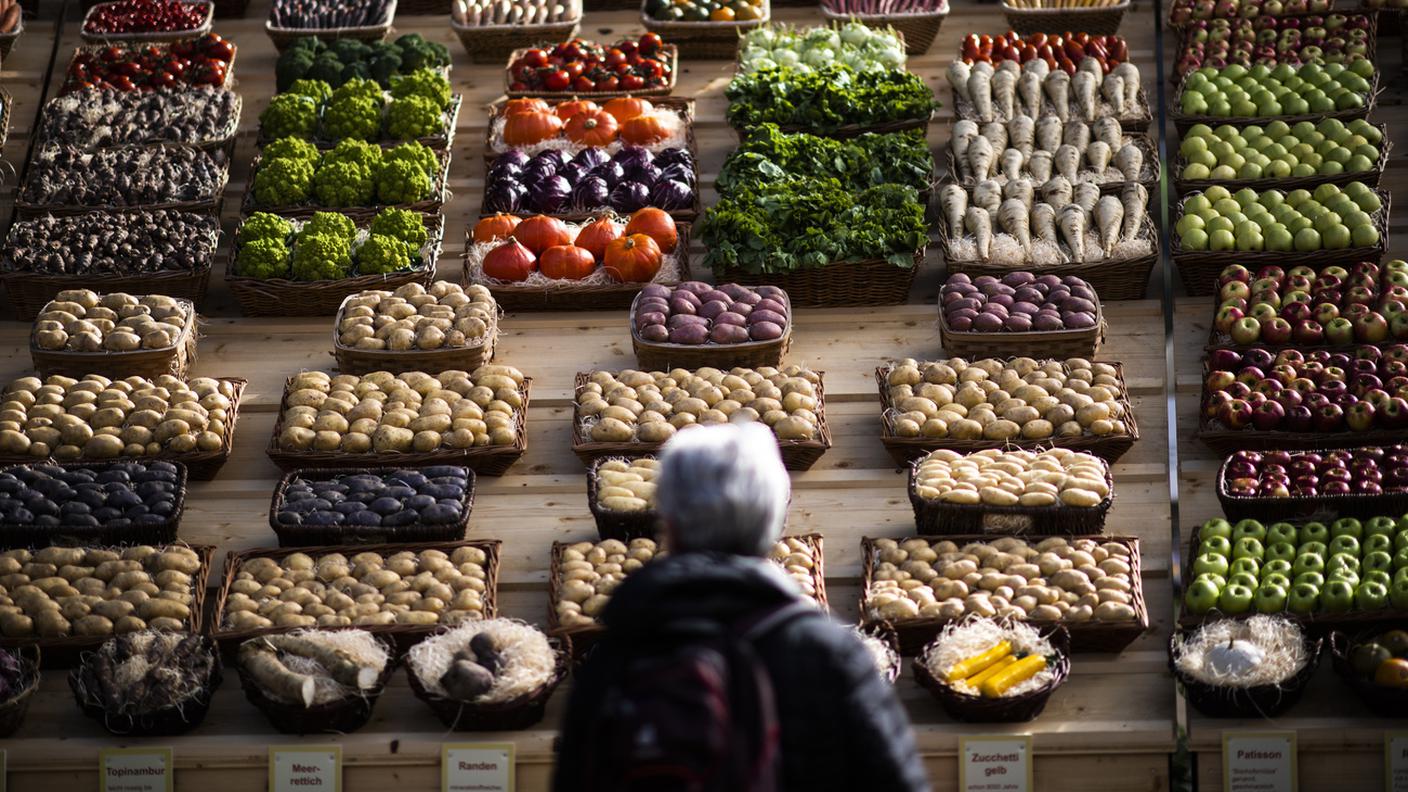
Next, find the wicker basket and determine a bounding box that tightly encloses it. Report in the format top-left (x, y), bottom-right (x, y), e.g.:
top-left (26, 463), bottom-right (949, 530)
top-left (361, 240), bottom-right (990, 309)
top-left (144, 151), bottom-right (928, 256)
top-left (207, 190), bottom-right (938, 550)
top-left (875, 364), bottom-right (1141, 466)
top-left (1329, 629), bottom-right (1408, 717)
top-left (69, 635), bottom-right (221, 736)
top-left (1002, 0), bottom-right (1128, 34)
top-left (940, 215), bottom-right (1159, 303)
top-left (908, 454), bottom-right (1113, 536)
top-left (1171, 628), bottom-right (1321, 718)
top-left (938, 305), bottom-right (1105, 360)
top-left (570, 371), bottom-right (832, 471)
top-left (861, 535), bottom-right (1149, 654)
top-left (406, 628), bottom-right (569, 730)
top-left (945, 135), bottom-right (1160, 197)
top-left (464, 223), bottom-right (692, 313)
top-left (257, 94), bottom-right (462, 152)
top-left (586, 455), bottom-right (659, 541)
top-left (238, 634), bottom-right (398, 734)
top-left (59, 41), bottom-right (238, 95)
top-left (859, 623), bottom-right (903, 684)
top-left (0, 544), bottom-right (213, 668)
top-left (953, 86), bottom-right (1152, 133)
top-left (241, 147), bottom-right (452, 220)
top-left (212, 540), bottom-right (501, 654)
top-left (81, 0), bottom-right (214, 43)
top-left (266, 0), bottom-right (395, 52)
top-left (1214, 447), bottom-right (1408, 522)
top-left (265, 376), bottom-right (529, 477)
top-left (39, 92), bottom-right (241, 156)
top-left (0, 646), bottom-right (38, 737)
top-left (711, 249), bottom-right (923, 308)
top-left (1173, 127), bottom-right (1390, 196)
top-left (0, 461), bottom-right (189, 549)
top-left (333, 294), bottom-right (497, 375)
top-left (269, 466), bottom-right (475, 546)
top-left (818, 6), bottom-right (945, 55)
top-left (641, 2), bottom-right (769, 60)
top-left (506, 45), bottom-right (679, 99)
top-left (1171, 72), bottom-right (1379, 135)
top-left (452, 14), bottom-right (580, 64)
top-left (16, 144), bottom-right (230, 221)
top-left (630, 288), bottom-right (791, 370)
top-left (30, 297), bottom-right (198, 379)
top-left (1172, 191), bottom-right (1389, 297)
top-left (914, 625), bottom-right (1072, 722)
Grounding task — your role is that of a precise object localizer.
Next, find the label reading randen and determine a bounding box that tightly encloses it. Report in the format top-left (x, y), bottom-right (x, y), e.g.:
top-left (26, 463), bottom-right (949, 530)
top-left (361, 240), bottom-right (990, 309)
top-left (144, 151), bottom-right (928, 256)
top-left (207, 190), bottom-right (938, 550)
top-left (269, 746), bottom-right (341, 792)
top-left (443, 743), bottom-right (514, 792)
top-left (1223, 731), bottom-right (1296, 792)
top-left (959, 736), bottom-right (1032, 792)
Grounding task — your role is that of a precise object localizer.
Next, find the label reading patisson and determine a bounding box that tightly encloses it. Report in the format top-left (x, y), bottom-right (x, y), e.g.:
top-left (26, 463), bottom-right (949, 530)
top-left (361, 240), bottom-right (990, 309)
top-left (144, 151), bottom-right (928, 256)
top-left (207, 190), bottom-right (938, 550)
top-left (959, 736), bottom-right (1032, 792)
top-left (270, 747), bottom-right (340, 792)
top-left (1386, 732), bottom-right (1408, 792)
top-left (443, 743), bottom-right (514, 792)
top-left (100, 748), bottom-right (172, 792)
top-left (1223, 731), bottom-right (1296, 792)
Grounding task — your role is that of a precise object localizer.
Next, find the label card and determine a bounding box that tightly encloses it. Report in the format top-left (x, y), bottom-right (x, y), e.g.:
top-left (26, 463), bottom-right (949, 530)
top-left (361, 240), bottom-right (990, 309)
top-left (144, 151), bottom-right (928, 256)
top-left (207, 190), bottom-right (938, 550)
top-left (100, 747), bottom-right (173, 792)
top-left (959, 735), bottom-right (1032, 792)
top-left (1223, 731), bottom-right (1296, 792)
top-left (1385, 732), bottom-right (1408, 792)
top-left (269, 746), bottom-right (341, 792)
top-left (443, 743), bottom-right (514, 792)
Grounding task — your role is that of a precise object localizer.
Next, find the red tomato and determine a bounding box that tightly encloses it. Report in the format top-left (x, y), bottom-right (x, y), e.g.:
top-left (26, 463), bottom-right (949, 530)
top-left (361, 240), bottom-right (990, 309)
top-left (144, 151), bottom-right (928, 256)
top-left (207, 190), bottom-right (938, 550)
top-left (544, 69), bottom-right (571, 90)
top-left (522, 48), bottom-right (549, 67)
top-left (597, 75), bottom-right (619, 91)
top-left (1020, 44), bottom-right (1037, 61)
top-left (621, 74), bottom-right (645, 90)
top-left (606, 49), bottom-right (627, 67)
top-left (619, 40), bottom-right (639, 55)
top-left (1087, 40), bottom-right (1107, 60)
top-left (638, 33), bottom-right (663, 54)
top-left (564, 61), bottom-right (584, 79)
top-left (573, 75), bottom-right (595, 92)
top-left (1030, 32), bottom-right (1047, 46)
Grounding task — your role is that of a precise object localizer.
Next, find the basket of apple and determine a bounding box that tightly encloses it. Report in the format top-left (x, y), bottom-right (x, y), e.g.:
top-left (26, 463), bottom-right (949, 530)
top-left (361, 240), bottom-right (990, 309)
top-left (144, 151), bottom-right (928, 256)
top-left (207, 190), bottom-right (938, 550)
top-left (1329, 627), bottom-right (1408, 715)
top-left (1183, 515), bottom-right (1408, 629)
top-left (1173, 13), bottom-right (1377, 83)
top-left (1170, 615), bottom-right (1320, 718)
top-left (1218, 447), bottom-right (1408, 521)
top-left (1169, 0), bottom-right (1349, 28)
top-left (1198, 343), bottom-right (1408, 452)
top-left (1174, 118), bottom-right (1387, 194)
top-left (1172, 182), bottom-right (1388, 297)
top-left (1207, 260), bottom-right (1408, 350)
top-left (1172, 60), bottom-right (1378, 134)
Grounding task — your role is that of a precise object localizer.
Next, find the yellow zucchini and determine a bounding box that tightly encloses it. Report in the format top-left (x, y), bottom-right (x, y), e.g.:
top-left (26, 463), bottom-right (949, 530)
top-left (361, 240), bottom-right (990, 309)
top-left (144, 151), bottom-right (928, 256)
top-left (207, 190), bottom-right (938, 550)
top-left (960, 654), bottom-right (1018, 691)
top-left (945, 640), bottom-right (1012, 683)
top-left (980, 653), bottom-right (1047, 698)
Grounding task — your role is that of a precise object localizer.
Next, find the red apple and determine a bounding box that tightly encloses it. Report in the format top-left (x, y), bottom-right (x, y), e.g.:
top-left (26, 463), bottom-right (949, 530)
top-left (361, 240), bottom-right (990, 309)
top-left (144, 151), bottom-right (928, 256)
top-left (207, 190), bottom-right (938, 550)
top-left (1355, 313), bottom-right (1391, 343)
top-left (1315, 403), bottom-right (1345, 432)
top-left (1221, 398), bottom-right (1255, 428)
top-left (1261, 317), bottom-right (1293, 344)
top-left (1253, 400), bottom-right (1286, 430)
top-left (1347, 400), bottom-right (1377, 431)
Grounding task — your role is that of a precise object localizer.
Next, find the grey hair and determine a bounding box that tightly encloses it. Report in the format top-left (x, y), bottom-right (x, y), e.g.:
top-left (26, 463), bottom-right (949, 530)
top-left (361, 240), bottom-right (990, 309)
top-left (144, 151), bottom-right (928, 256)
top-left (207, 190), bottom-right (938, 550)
top-left (655, 422), bottom-right (790, 557)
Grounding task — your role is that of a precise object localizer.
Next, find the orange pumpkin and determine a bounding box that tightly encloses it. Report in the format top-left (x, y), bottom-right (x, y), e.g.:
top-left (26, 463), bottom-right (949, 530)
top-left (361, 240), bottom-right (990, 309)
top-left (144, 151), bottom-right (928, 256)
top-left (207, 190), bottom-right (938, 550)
top-left (620, 112), bottom-right (678, 146)
top-left (624, 208), bottom-right (677, 254)
top-left (603, 97), bottom-right (654, 124)
top-left (513, 215), bottom-right (573, 255)
top-left (573, 216), bottom-right (622, 263)
top-left (564, 109), bottom-right (621, 147)
top-left (473, 213), bottom-right (521, 243)
top-left (504, 98), bottom-right (551, 116)
top-left (482, 239), bottom-right (537, 282)
top-left (554, 99), bottom-right (600, 121)
top-left (502, 111), bottom-right (562, 146)
top-left (603, 234), bottom-right (663, 283)
top-left (539, 245), bottom-right (598, 280)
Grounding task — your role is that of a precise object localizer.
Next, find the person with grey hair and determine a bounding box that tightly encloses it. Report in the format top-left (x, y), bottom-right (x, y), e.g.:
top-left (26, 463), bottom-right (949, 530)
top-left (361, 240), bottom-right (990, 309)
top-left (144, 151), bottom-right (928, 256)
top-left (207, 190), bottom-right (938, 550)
top-left (553, 423), bottom-right (930, 792)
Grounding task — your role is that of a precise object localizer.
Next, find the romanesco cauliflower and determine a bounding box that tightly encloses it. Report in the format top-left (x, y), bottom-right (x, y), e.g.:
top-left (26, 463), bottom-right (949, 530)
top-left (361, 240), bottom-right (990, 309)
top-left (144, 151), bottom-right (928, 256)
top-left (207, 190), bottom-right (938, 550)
top-left (375, 159), bottom-right (433, 205)
top-left (301, 211), bottom-right (357, 241)
top-left (322, 95), bottom-right (382, 141)
top-left (308, 53), bottom-right (345, 86)
top-left (368, 206), bottom-right (428, 248)
top-left (313, 161), bottom-right (374, 207)
top-left (260, 94), bottom-right (319, 140)
top-left (331, 77), bottom-right (382, 104)
top-left (242, 212), bottom-right (294, 245)
top-left (236, 238), bottom-right (291, 279)
top-left (253, 158), bottom-right (315, 206)
top-left (383, 141), bottom-right (438, 177)
top-left (288, 79), bottom-right (333, 105)
top-left (390, 68), bottom-right (451, 108)
top-left (386, 95), bottom-right (442, 140)
top-left (291, 234), bottom-right (353, 281)
top-left (321, 138), bottom-right (383, 172)
top-left (357, 233), bottom-right (414, 274)
top-left (263, 136), bottom-right (321, 164)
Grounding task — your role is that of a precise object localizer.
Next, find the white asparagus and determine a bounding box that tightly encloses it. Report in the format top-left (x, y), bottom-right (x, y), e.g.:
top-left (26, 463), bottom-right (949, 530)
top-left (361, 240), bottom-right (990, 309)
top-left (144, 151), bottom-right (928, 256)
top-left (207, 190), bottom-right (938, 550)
top-left (1074, 181), bottom-right (1102, 214)
top-left (1008, 116), bottom-right (1035, 157)
top-left (1072, 71), bottom-right (1099, 123)
top-left (965, 207), bottom-right (993, 261)
top-left (1121, 182), bottom-right (1148, 240)
top-left (952, 120), bottom-right (980, 178)
top-left (1028, 150), bottom-right (1053, 183)
top-left (948, 61), bottom-right (973, 103)
top-left (1054, 144), bottom-right (1080, 183)
top-left (1032, 202), bottom-right (1059, 249)
top-left (968, 134), bottom-right (995, 180)
top-left (969, 72), bottom-right (994, 123)
top-left (1086, 140), bottom-right (1112, 175)
top-left (1102, 74), bottom-right (1127, 117)
top-left (1058, 203), bottom-right (1087, 262)
top-left (1036, 115), bottom-right (1063, 154)
top-left (1094, 195), bottom-right (1124, 255)
top-left (1115, 142), bottom-right (1144, 181)
top-left (999, 198), bottom-right (1032, 255)
top-left (1093, 117), bottom-right (1122, 151)
top-left (992, 70), bottom-right (1018, 121)
top-left (1044, 71), bottom-right (1071, 122)
top-left (973, 180), bottom-right (1003, 214)
top-left (1003, 178), bottom-right (1035, 211)
top-left (1019, 72), bottom-right (1043, 118)
top-left (999, 148), bottom-right (1024, 181)
top-left (940, 184), bottom-right (968, 238)
top-left (1112, 62), bottom-right (1140, 110)
top-left (980, 121), bottom-right (1009, 155)
top-left (1041, 175), bottom-right (1073, 209)
top-left (1062, 119), bottom-right (1090, 151)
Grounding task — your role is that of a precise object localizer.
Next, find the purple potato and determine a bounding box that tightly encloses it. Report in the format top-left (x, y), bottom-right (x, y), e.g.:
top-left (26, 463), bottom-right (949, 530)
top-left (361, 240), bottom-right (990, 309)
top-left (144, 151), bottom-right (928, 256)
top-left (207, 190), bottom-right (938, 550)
top-left (1011, 301), bottom-right (1040, 315)
top-left (1032, 313), bottom-right (1065, 331)
top-left (667, 314), bottom-right (707, 330)
top-left (640, 284), bottom-right (672, 299)
top-left (636, 311), bottom-right (667, 329)
top-left (754, 298), bottom-right (788, 317)
top-left (949, 273), bottom-right (972, 284)
top-left (718, 283), bottom-right (751, 300)
top-left (639, 324), bottom-right (670, 342)
top-left (735, 290), bottom-right (762, 306)
top-left (988, 294), bottom-right (1014, 309)
top-left (950, 297), bottom-right (983, 313)
top-left (1004, 314), bottom-right (1034, 332)
top-left (714, 311), bottom-right (747, 327)
top-left (948, 314), bottom-right (974, 330)
top-left (676, 281), bottom-right (711, 294)
top-left (748, 309), bottom-right (787, 327)
top-left (941, 290), bottom-right (969, 306)
top-left (637, 298), bottom-right (670, 315)
top-left (1001, 271), bottom-right (1035, 287)
top-left (710, 324), bottom-right (750, 344)
top-left (1064, 297), bottom-right (1096, 314)
top-left (749, 321), bottom-right (784, 341)
top-left (948, 307), bottom-right (979, 322)
top-left (973, 275), bottom-right (999, 287)
top-left (971, 312), bottom-right (1004, 332)
top-left (983, 302), bottom-right (1009, 319)
top-left (669, 324), bottom-right (710, 345)
top-left (1063, 311), bottom-right (1097, 329)
top-left (731, 302), bottom-right (753, 317)
top-left (698, 300), bottom-right (730, 320)
top-left (699, 290), bottom-right (733, 305)
top-left (1013, 286), bottom-right (1044, 304)
top-left (669, 296), bottom-right (698, 315)
top-left (1035, 274), bottom-right (1062, 288)
top-left (1069, 286), bottom-right (1096, 302)
top-left (755, 285), bottom-right (785, 300)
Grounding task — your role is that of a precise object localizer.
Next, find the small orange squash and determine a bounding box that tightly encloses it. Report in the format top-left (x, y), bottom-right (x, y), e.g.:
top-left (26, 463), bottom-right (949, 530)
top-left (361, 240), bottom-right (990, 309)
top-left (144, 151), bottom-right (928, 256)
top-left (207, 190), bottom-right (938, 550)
top-left (620, 112), bottom-right (677, 146)
top-left (624, 208), bottom-right (677, 254)
top-left (554, 99), bottom-right (600, 121)
top-left (504, 98), bottom-right (550, 116)
top-left (573, 216), bottom-right (622, 263)
top-left (539, 245), bottom-right (598, 280)
top-left (513, 215), bottom-right (573, 255)
top-left (603, 97), bottom-right (654, 124)
top-left (564, 109), bottom-right (620, 147)
top-left (603, 234), bottom-right (663, 283)
top-left (502, 111), bottom-right (562, 146)
top-left (473, 213), bottom-right (521, 243)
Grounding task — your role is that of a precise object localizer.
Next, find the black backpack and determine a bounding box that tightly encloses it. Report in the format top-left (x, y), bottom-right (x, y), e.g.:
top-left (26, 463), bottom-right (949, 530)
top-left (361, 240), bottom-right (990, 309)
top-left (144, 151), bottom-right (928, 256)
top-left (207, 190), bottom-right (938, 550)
top-left (580, 600), bottom-right (817, 792)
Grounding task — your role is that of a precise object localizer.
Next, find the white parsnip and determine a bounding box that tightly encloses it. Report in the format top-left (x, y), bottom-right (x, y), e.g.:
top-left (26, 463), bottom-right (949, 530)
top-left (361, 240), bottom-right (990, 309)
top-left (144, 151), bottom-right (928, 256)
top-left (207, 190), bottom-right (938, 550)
top-left (1008, 115), bottom-right (1035, 157)
top-left (948, 61), bottom-right (973, 103)
top-left (998, 198), bottom-right (1032, 255)
top-left (1031, 203), bottom-right (1059, 248)
top-left (973, 180), bottom-right (1003, 214)
top-left (999, 149), bottom-right (1024, 181)
top-left (1036, 114), bottom-right (1062, 153)
top-left (1019, 71), bottom-right (1043, 118)
top-left (1112, 62), bottom-right (1140, 110)
top-left (1062, 119), bottom-right (1090, 151)
top-left (1074, 182), bottom-right (1102, 214)
top-left (940, 184), bottom-right (968, 238)
top-left (1002, 178), bottom-right (1034, 211)
top-left (1044, 70), bottom-right (1070, 121)
top-left (965, 207), bottom-right (993, 261)
top-left (968, 135), bottom-right (995, 180)
top-left (1093, 116), bottom-right (1121, 151)
top-left (1121, 183), bottom-right (1148, 241)
top-left (1041, 175), bottom-right (1073, 209)
top-left (1072, 70), bottom-right (1099, 123)
top-left (992, 69), bottom-right (1018, 121)
top-left (1028, 150), bottom-right (1053, 182)
top-left (952, 120), bottom-right (979, 178)
top-left (1102, 73), bottom-right (1127, 117)
top-left (969, 72), bottom-right (994, 123)
top-left (1058, 203), bottom-right (1086, 262)
top-left (980, 121), bottom-right (1009, 155)
top-left (1054, 144), bottom-right (1080, 183)
top-left (1085, 140), bottom-right (1112, 175)
top-left (1114, 143), bottom-right (1143, 181)
top-left (1094, 195), bottom-right (1124, 256)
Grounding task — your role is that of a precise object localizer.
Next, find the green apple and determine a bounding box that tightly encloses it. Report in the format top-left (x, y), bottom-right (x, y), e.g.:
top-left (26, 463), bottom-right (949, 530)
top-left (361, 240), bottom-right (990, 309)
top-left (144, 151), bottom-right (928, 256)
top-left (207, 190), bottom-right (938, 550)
top-left (1365, 533), bottom-right (1393, 556)
top-left (1183, 163), bottom-right (1211, 180)
top-left (1288, 582), bottom-right (1321, 614)
top-left (1354, 190), bottom-right (1383, 213)
top-left (1200, 535), bottom-right (1233, 557)
top-left (1181, 228), bottom-right (1209, 251)
top-left (1352, 224), bottom-right (1380, 248)
top-left (1265, 542), bottom-right (1297, 564)
top-left (1204, 186), bottom-right (1231, 202)
top-left (1328, 552), bottom-right (1361, 575)
top-left (1356, 581), bottom-right (1389, 611)
top-left (1232, 520), bottom-right (1266, 541)
top-left (1201, 519), bottom-right (1233, 540)
top-left (1227, 571), bottom-right (1260, 590)
top-left (1393, 546), bottom-right (1408, 571)
top-left (1329, 534), bottom-right (1361, 557)
top-left (1295, 571), bottom-right (1325, 589)
top-left (1219, 583), bottom-right (1255, 615)
top-left (1298, 540), bottom-right (1328, 559)
top-left (1185, 194), bottom-right (1214, 213)
top-left (1322, 224), bottom-right (1351, 249)
top-left (1193, 552), bottom-right (1229, 578)
top-left (1263, 559), bottom-right (1292, 578)
top-left (1363, 570), bottom-right (1392, 589)
top-left (1255, 583), bottom-right (1289, 613)
top-left (1266, 522), bottom-right (1298, 546)
top-left (1392, 577), bottom-right (1408, 611)
top-left (1184, 576), bottom-right (1221, 614)
top-left (1364, 550), bottom-right (1394, 575)
top-left (1262, 572), bottom-right (1292, 590)
top-left (1300, 522), bottom-right (1329, 544)
top-left (1294, 227), bottom-right (1322, 251)
top-left (1209, 229), bottom-right (1236, 251)
top-left (1264, 224), bottom-right (1294, 251)
top-left (1322, 578), bottom-right (1356, 612)
top-left (1230, 557), bottom-right (1262, 578)
top-left (1232, 537), bottom-right (1265, 561)
top-left (1293, 553), bottom-right (1325, 577)
top-left (1235, 226), bottom-right (1264, 251)
top-left (1365, 517), bottom-right (1396, 539)
top-left (1395, 530), bottom-right (1408, 553)
top-left (1175, 213), bottom-right (1206, 236)
top-left (1332, 517), bottom-right (1362, 539)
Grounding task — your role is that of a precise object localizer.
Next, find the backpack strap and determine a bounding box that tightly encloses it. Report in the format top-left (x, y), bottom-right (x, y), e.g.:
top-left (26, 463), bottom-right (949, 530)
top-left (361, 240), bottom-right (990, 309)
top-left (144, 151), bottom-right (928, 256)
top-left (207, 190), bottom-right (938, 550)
top-left (737, 599), bottom-right (819, 643)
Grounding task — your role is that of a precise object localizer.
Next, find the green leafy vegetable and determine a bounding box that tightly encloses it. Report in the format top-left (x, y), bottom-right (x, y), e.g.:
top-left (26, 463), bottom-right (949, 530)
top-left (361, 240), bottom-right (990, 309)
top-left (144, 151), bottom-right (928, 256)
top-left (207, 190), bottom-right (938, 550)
top-left (725, 64), bottom-right (936, 133)
top-left (717, 123), bottom-right (933, 196)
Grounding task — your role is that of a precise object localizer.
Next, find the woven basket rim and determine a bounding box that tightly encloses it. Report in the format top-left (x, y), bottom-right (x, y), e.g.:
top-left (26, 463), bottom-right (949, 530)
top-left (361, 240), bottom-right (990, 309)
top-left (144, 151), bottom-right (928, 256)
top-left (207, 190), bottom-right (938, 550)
top-left (628, 286), bottom-right (792, 357)
top-left (227, 212), bottom-right (444, 286)
top-left (819, 5), bottom-right (949, 20)
top-left (267, 464), bottom-right (476, 544)
top-left (18, 142), bottom-right (231, 215)
top-left (907, 450), bottom-right (1114, 520)
top-left (1170, 627), bottom-right (1322, 717)
top-left (266, 0), bottom-right (395, 34)
top-left (1000, 0), bottom-right (1129, 11)
top-left (505, 44), bottom-right (679, 99)
top-left (0, 459), bottom-right (189, 541)
top-left (586, 453), bottom-right (660, 518)
top-left (80, 0), bottom-right (214, 42)
top-left (28, 295), bottom-right (198, 361)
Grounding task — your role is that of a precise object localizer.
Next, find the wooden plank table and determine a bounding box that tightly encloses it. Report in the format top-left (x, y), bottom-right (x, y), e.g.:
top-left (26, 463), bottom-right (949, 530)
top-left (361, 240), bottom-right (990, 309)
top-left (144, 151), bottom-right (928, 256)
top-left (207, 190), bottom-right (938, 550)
top-left (0, 2), bottom-right (1176, 790)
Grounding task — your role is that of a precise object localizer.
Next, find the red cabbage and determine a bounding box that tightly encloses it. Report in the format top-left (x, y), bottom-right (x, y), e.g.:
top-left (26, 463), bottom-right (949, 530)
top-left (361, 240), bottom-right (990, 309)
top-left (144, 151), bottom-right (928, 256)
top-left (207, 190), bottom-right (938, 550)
top-left (655, 148), bottom-right (693, 170)
top-left (660, 162), bottom-right (695, 187)
top-left (590, 160), bottom-right (626, 188)
top-left (609, 181), bottom-right (650, 213)
top-left (496, 149), bottom-right (530, 168)
top-left (484, 180), bottom-right (527, 213)
top-left (612, 145), bottom-right (652, 170)
top-left (572, 147), bottom-right (610, 171)
top-left (530, 149), bottom-right (569, 171)
top-left (572, 175), bottom-right (610, 210)
top-left (650, 179), bottom-right (694, 211)
top-left (558, 162), bottom-right (589, 187)
top-left (626, 161), bottom-right (662, 187)
top-left (529, 175), bottom-right (572, 214)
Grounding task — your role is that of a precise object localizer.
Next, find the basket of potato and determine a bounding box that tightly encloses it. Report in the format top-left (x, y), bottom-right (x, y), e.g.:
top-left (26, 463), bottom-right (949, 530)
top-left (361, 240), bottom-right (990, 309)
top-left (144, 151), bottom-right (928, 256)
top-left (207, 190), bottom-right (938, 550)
top-left (860, 535), bottom-right (1147, 654)
top-left (908, 448), bottom-right (1114, 537)
top-left (876, 357), bottom-right (1139, 466)
top-left (332, 282), bottom-right (501, 375)
top-left (211, 540), bottom-right (501, 652)
top-left (0, 374), bottom-right (246, 481)
top-left (572, 366), bottom-right (831, 471)
top-left (0, 460), bottom-right (188, 548)
top-left (629, 283), bottom-right (792, 371)
top-left (266, 366), bottom-right (530, 477)
top-left (587, 456), bottom-right (661, 541)
top-left (549, 534), bottom-right (827, 659)
top-left (29, 291), bottom-right (198, 379)
top-left (0, 543), bottom-right (213, 667)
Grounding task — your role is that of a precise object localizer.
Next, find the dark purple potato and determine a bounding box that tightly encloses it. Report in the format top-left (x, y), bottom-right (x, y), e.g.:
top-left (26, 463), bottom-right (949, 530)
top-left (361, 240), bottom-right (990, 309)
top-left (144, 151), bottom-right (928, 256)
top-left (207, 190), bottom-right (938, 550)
top-left (949, 307), bottom-right (978, 323)
top-left (978, 280), bottom-right (1006, 296)
top-left (640, 284), bottom-right (671, 299)
top-left (755, 285), bottom-right (786, 301)
top-left (636, 311), bottom-right (667, 330)
top-left (949, 273), bottom-right (972, 284)
top-left (699, 290), bottom-right (733, 305)
top-left (1033, 313), bottom-right (1065, 331)
top-left (1013, 286), bottom-right (1044, 304)
top-left (988, 294), bottom-right (1014, 309)
top-left (1004, 314), bottom-right (1034, 332)
top-left (983, 302), bottom-right (1009, 319)
top-left (950, 282), bottom-right (978, 296)
top-left (710, 324), bottom-right (750, 344)
top-left (698, 300), bottom-right (730, 320)
top-left (1002, 271), bottom-right (1035, 287)
top-left (972, 312), bottom-right (1004, 332)
top-left (639, 324), bottom-right (670, 342)
top-left (754, 298), bottom-right (788, 317)
top-left (941, 290), bottom-right (968, 306)
top-left (1069, 286), bottom-right (1096, 302)
top-left (1060, 275), bottom-right (1088, 286)
top-left (1063, 311), bottom-right (1097, 329)
top-left (973, 275), bottom-right (999, 287)
top-left (718, 283), bottom-right (751, 300)
top-left (749, 321), bottom-right (784, 341)
top-left (714, 311), bottom-right (747, 327)
top-left (748, 309), bottom-right (787, 327)
top-left (669, 324), bottom-right (710, 345)
top-left (1064, 297), bottom-right (1096, 314)
top-left (950, 297), bottom-right (983, 313)
top-left (736, 291), bottom-right (762, 306)
top-left (667, 314), bottom-right (707, 330)
top-left (948, 314), bottom-right (974, 330)
top-left (731, 302), bottom-right (753, 317)
top-left (1011, 301), bottom-right (1040, 315)
top-left (669, 296), bottom-right (697, 315)
top-left (677, 281), bottom-right (711, 294)
top-left (637, 298), bottom-right (670, 315)
top-left (1035, 274), bottom-right (1062, 289)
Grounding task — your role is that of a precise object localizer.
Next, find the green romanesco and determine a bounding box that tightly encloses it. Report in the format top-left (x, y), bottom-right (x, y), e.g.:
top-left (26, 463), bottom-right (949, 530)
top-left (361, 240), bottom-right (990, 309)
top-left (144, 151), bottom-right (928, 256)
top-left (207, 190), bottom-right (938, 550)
top-left (263, 136), bottom-right (321, 165)
top-left (383, 141), bottom-right (438, 177)
top-left (322, 94), bottom-right (382, 141)
top-left (301, 211), bottom-right (357, 242)
top-left (390, 68), bottom-right (451, 109)
top-left (291, 234), bottom-right (353, 281)
top-left (253, 158), bottom-right (314, 207)
top-left (368, 206), bottom-right (428, 249)
top-left (386, 95), bottom-right (442, 140)
top-left (242, 212), bottom-right (294, 245)
top-left (236, 238), bottom-right (291, 279)
top-left (288, 79), bottom-right (333, 105)
top-left (331, 77), bottom-right (382, 104)
top-left (260, 94), bottom-right (319, 140)
top-left (357, 233), bottom-right (414, 275)
top-left (320, 138), bottom-right (382, 172)
top-left (314, 160), bottom-right (374, 207)
top-left (375, 159), bottom-right (433, 205)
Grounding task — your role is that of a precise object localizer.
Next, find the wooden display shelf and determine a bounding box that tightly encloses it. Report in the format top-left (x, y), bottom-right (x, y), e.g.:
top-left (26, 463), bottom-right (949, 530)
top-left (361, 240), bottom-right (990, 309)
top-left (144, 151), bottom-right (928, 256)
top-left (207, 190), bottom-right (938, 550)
top-left (0, 3), bottom-right (1175, 791)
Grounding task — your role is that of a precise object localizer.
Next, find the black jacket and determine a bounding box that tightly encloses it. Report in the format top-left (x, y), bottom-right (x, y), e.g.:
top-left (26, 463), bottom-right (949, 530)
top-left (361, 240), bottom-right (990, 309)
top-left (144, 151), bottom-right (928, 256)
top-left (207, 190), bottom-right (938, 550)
top-left (552, 552), bottom-right (931, 792)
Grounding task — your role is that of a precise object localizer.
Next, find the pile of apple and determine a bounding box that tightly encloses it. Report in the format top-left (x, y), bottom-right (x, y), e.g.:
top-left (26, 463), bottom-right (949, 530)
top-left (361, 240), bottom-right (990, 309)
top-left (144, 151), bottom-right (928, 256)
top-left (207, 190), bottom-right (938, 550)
top-left (1221, 446), bottom-right (1408, 499)
top-left (1184, 515), bottom-right (1408, 617)
top-left (1175, 14), bottom-right (1374, 78)
top-left (1212, 261), bottom-right (1408, 347)
top-left (1175, 183), bottom-right (1383, 253)
top-left (1177, 118), bottom-right (1382, 182)
top-left (1178, 61), bottom-right (1375, 118)
top-left (1203, 344), bottom-right (1408, 433)
top-left (1171, 0), bottom-right (1333, 26)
